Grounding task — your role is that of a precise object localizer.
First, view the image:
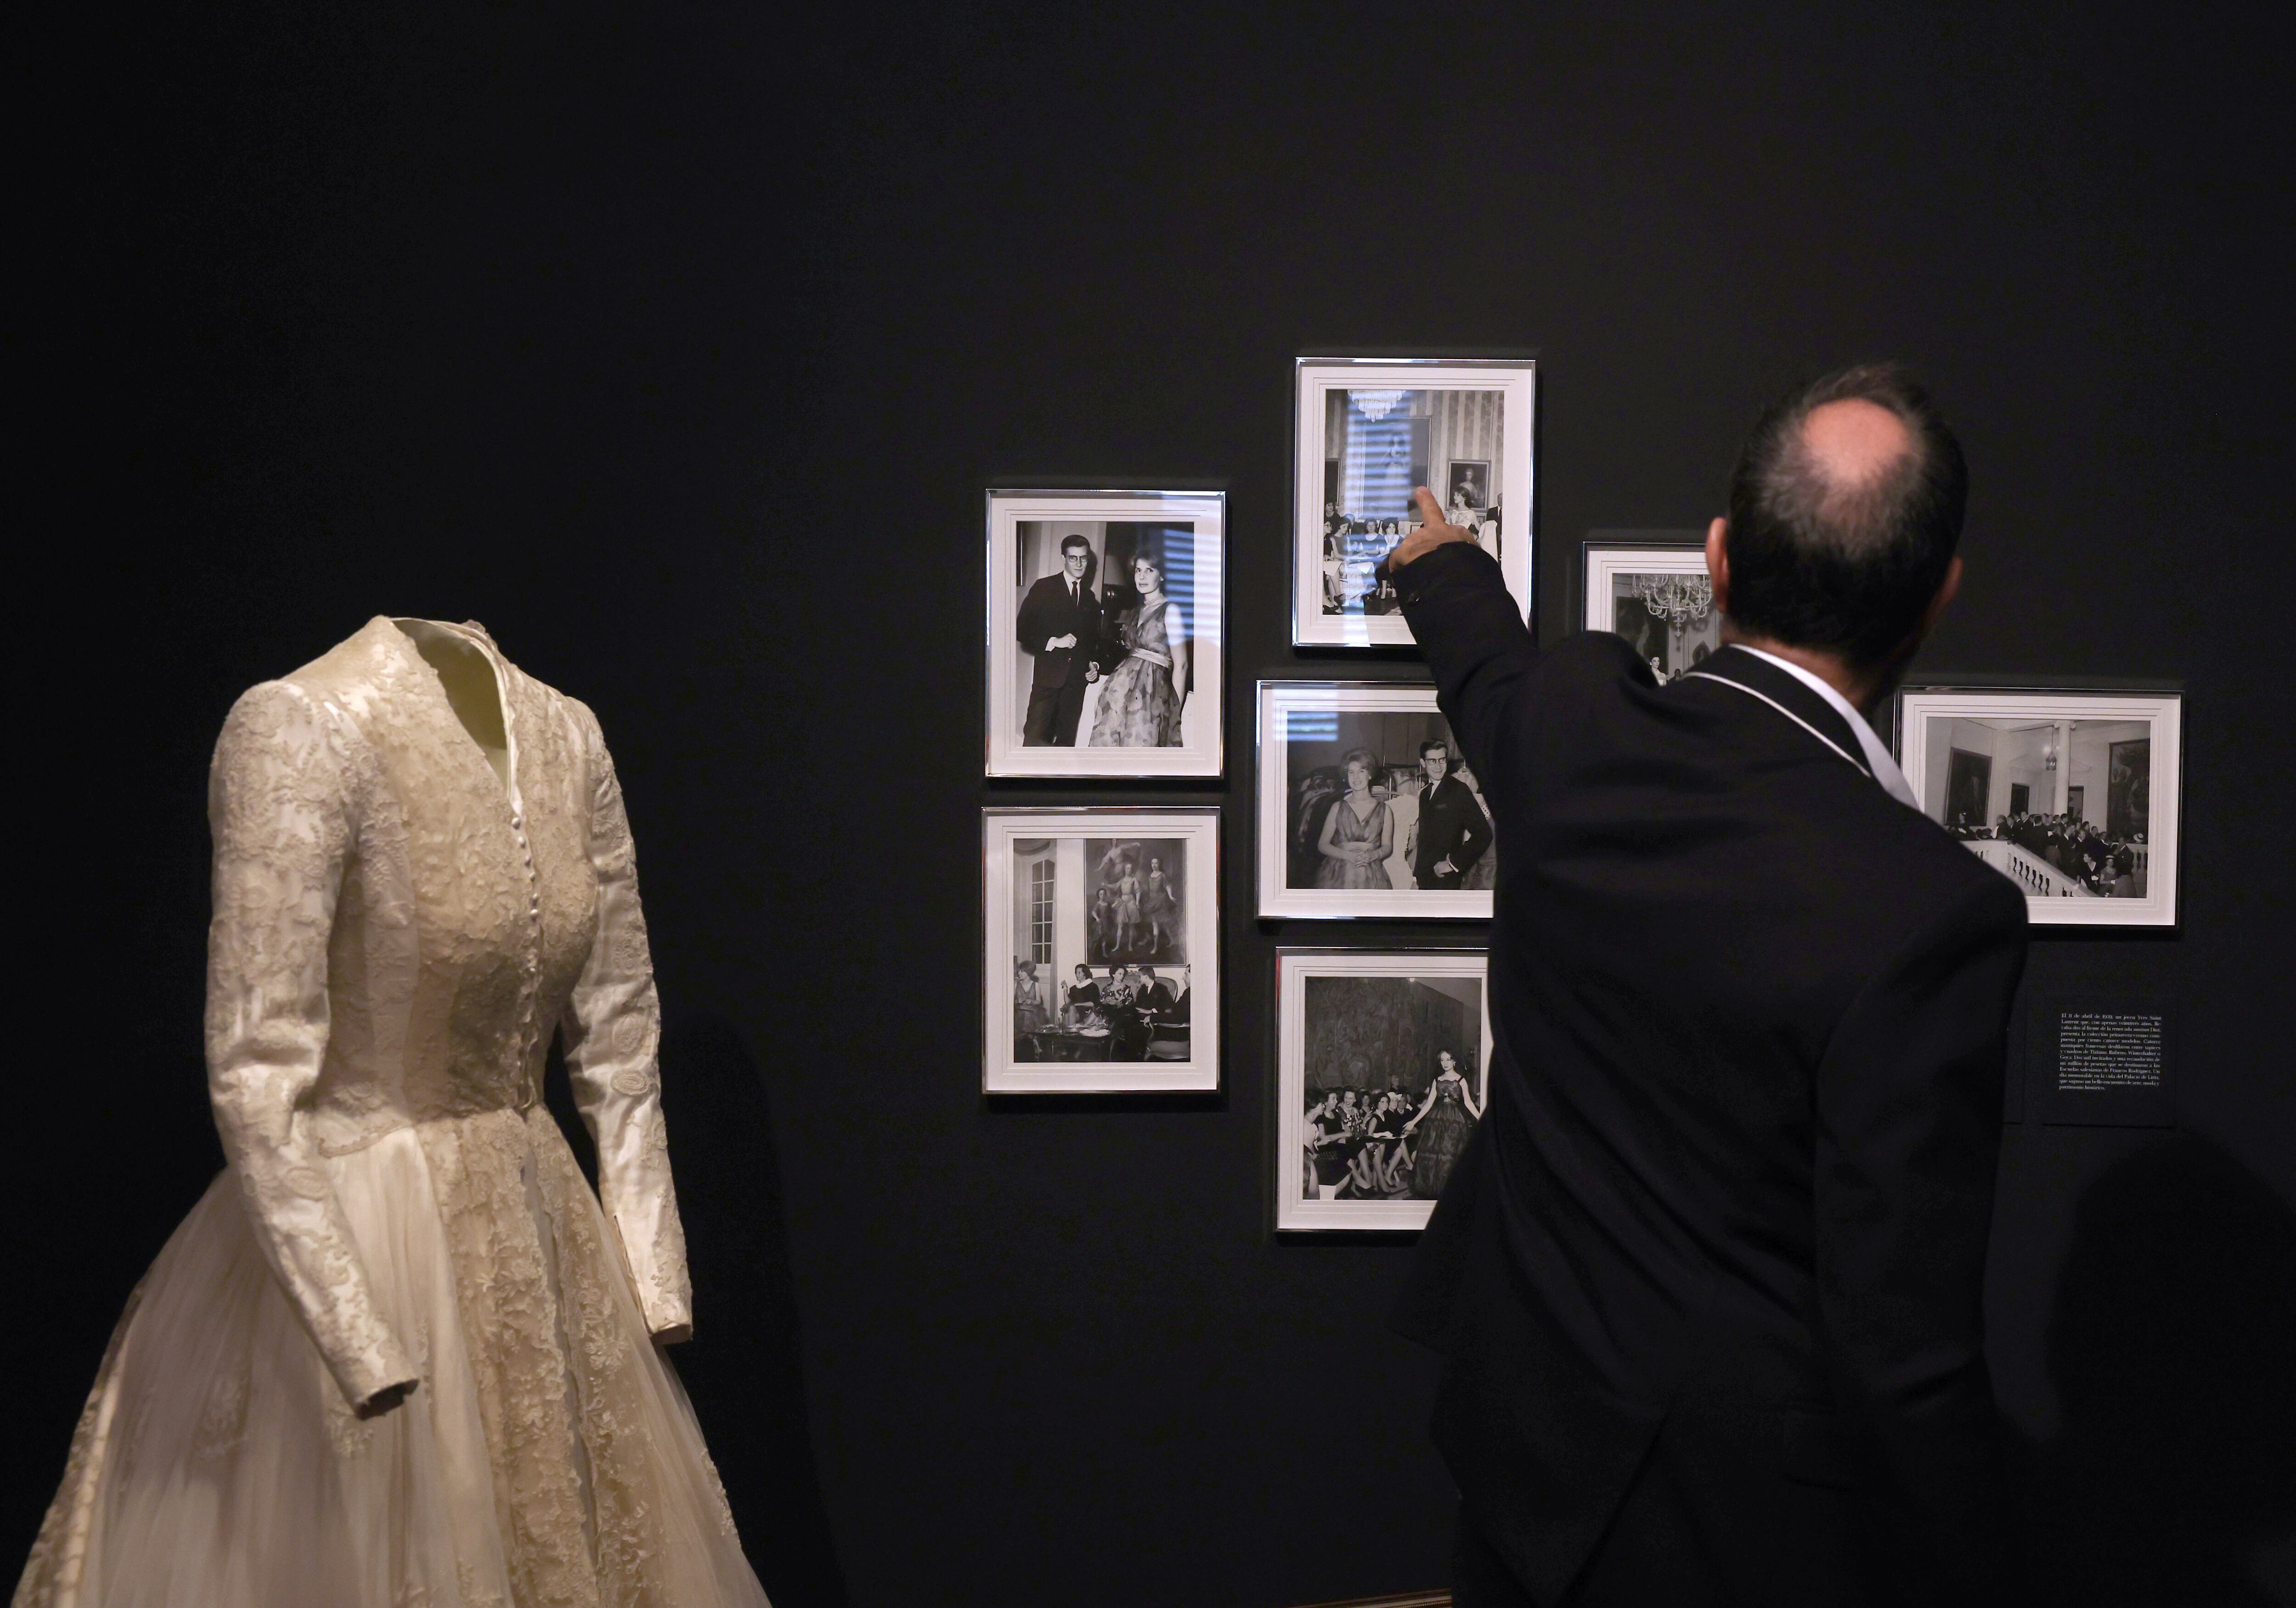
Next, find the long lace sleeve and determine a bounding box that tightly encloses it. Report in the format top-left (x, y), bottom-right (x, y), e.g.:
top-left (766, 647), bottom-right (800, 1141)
top-left (205, 681), bottom-right (417, 1410)
top-left (559, 703), bottom-right (694, 1338)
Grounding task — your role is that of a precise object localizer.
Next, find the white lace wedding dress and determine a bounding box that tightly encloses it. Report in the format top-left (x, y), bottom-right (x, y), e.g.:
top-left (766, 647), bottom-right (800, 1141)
top-left (16, 618), bottom-right (771, 1608)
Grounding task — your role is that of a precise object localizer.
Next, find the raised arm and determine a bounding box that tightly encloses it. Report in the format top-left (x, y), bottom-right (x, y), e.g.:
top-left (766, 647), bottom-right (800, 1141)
top-left (1384, 488), bottom-right (1536, 785)
top-left (206, 682), bottom-right (416, 1412)
top-left (558, 702), bottom-right (695, 1341)
top-left (1813, 874), bottom-right (2026, 1600)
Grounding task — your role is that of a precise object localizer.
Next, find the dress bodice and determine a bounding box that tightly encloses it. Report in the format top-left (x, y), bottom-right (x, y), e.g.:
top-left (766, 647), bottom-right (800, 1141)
top-left (1331, 794), bottom-right (1388, 843)
top-left (1125, 595), bottom-right (1171, 661)
top-left (204, 617), bottom-right (689, 1404)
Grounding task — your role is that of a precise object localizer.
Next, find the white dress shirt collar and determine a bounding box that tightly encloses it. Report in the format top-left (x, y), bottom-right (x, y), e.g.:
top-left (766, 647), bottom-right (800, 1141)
top-left (1736, 646), bottom-right (1918, 810)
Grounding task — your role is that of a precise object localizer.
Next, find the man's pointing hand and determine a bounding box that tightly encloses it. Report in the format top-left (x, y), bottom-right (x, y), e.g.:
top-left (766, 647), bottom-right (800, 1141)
top-left (1386, 486), bottom-right (1479, 569)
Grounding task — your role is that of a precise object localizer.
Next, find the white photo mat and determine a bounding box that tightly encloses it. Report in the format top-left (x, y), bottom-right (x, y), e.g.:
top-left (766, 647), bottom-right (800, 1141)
top-left (1275, 949), bottom-right (1491, 1233)
top-left (984, 807), bottom-right (1221, 1092)
top-left (1896, 687), bottom-right (2182, 928)
top-left (1293, 358), bottom-right (1535, 648)
top-left (1580, 539), bottom-right (1709, 633)
top-left (985, 489), bottom-right (1225, 778)
top-left (1256, 680), bottom-right (1495, 920)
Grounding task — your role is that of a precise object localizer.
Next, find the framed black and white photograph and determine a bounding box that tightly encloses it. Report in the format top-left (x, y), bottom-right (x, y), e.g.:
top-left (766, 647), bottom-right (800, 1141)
top-left (985, 489), bottom-right (1225, 778)
top-left (1256, 681), bottom-right (1495, 919)
top-left (1275, 949), bottom-right (1490, 1232)
top-left (1896, 687), bottom-right (2183, 928)
top-left (1581, 535), bottom-right (1721, 685)
top-left (984, 807), bottom-right (1220, 1092)
top-left (1293, 357), bottom-right (1535, 648)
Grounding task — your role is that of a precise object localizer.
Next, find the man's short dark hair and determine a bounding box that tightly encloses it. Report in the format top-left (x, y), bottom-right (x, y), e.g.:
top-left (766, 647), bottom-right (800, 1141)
top-left (1060, 534), bottom-right (1092, 555)
top-left (1419, 739), bottom-right (1449, 759)
top-left (1724, 363), bottom-right (1967, 667)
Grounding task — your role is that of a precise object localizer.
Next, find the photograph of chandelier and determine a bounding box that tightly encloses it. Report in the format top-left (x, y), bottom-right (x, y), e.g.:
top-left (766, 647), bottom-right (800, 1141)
top-left (1895, 686), bottom-right (2183, 929)
top-left (1581, 534), bottom-right (1718, 683)
top-left (1294, 356), bottom-right (1536, 648)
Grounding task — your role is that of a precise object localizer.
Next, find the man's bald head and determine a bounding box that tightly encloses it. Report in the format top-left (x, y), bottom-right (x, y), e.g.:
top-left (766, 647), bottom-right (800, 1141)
top-left (1723, 364), bottom-right (1966, 668)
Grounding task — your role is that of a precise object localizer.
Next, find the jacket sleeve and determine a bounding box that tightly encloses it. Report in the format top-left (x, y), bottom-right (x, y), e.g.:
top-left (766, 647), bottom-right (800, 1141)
top-left (206, 682), bottom-right (418, 1411)
top-left (558, 702), bottom-right (695, 1339)
top-left (1452, 785), bottom-right (1494, 872)
top-left (1388, 543), bottom-right (1537, 787)
top-left (1812, 872), bottom-right (2028, 1603)
top-left (1015, 578), bottom-right (1052, 653)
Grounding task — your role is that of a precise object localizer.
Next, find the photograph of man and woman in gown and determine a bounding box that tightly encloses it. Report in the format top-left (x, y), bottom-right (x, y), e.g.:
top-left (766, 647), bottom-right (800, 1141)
top-left (1257, 682), bottom-right (1496, 918)
top-left (984, 809), bottom-right (1220, 1092)
top-left (1275, 951), bottom-right (1489, 1232)
top-left (1580, 539), bottom-right (1723, 685)
top-left (1897, 688), bottom-right (2182, 927)
top-left (1292, 359), bottom-right (1534, 647)
top-left (985, 491), bottom-right (1225, 779)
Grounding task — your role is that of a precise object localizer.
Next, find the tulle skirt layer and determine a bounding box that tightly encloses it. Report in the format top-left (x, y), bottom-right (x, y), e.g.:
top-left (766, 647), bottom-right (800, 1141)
top-left (17, 1113), bottom-right (768, 1608)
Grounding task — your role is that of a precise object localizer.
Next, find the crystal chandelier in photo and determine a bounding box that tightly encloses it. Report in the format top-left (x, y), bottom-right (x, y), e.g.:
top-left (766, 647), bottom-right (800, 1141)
top-left (1634, 572), bottom-right (1714, 652)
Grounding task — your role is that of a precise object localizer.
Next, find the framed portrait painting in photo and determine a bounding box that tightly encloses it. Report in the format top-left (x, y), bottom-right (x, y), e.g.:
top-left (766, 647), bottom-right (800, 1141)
top-left (985, 489), bottom-right (1225, 779)
top-left (984, 807), bottom-right (1220, 1092)
top-left (1256, 681), bottom-right (1495, 919)
top-left (1895, 686), bottom-right (2183, 928)
top-left (1580, 534), bottom-right (1720, 686)
top-left (1275, 949), bottom-right (1490, 1232)
top-left (1293, 357), bottom-right (1535, 648)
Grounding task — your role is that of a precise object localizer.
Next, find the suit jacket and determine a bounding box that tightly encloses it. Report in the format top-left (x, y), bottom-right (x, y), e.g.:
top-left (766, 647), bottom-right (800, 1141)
top-left (1413, 773), bottom-right (1493, 882)
top-left (1387, 544), bottom-right (2027, 1605)
top-left (1015, 573), bottom-right (1106, 689)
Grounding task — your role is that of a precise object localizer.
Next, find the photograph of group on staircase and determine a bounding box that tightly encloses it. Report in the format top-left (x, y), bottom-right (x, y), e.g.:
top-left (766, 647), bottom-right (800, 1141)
top-left (1896, 686), bottom-right (2183, 928)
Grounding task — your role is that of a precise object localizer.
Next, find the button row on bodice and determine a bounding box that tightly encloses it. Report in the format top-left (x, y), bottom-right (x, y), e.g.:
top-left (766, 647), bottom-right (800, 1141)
top-left (512, 804), bottom-right (541, 1066)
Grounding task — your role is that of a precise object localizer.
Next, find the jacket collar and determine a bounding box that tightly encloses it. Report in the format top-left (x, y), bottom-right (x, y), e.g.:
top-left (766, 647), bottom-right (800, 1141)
top-left (1681, 645), bottom-right (1879, 787)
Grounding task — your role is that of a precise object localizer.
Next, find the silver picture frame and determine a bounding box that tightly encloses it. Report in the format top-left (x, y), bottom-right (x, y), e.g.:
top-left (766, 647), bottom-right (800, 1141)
top-left (1894, 685), bottom-right (2184, 928)
top-left (985, 488), bottom-right (1226, 779)
top-left (1292, 356), bottom-right (1535, 649)
top-left (985, 806), bottom-right (1221, 1092)
top-left (1256, 680), bottom-right (1495, 920)
top-left (1579, 534), bottom-right (1718, 686)
top-left (1274, 947), bottom-right (1490, 1233)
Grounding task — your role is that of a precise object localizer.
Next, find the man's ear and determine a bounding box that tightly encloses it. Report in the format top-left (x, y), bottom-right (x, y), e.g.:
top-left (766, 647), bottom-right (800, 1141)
top-left (1704, 517), bottom-right (1731, 616)
top-left (1921, 555), bottom-right (1964, 635)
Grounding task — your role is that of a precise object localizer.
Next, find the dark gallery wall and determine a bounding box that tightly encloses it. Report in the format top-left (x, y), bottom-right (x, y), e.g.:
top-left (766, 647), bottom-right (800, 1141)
top-left (15, 5), bottom-right (2295, 1604)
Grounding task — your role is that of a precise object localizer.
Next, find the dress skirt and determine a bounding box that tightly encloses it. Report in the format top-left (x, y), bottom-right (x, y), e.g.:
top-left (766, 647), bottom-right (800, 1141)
top-left (17, 1110), bottom-right (768, 1608)
top-left (1086, 655), bottom-right (1180, 747)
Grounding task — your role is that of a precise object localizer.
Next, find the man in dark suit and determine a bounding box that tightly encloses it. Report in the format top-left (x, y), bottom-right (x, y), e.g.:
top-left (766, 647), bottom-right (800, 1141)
top-left (1407, 737), bottom-right (1494, 889)
top-left (1016, 534), bottom-right (1108, 745)
top-left (1384, 365), bottom-right (2027, 1607)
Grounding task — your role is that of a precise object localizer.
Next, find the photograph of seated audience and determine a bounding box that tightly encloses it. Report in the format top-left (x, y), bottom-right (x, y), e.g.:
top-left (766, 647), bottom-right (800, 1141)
top-left (1921, 716), bottom-right (2153, 898)
top-left (1010, 835), bottom-right (1191, 1062)
top-left (1319, 387), bottom-right (1503, 617)
top-left (1300, 975), bottom-right (1484, 1202)
top-left (1012, 520), bottom-right (1194, 748)
top-left (1610, 570), bottom-right (1722, 683)
top-left (1286, 710), bottom-right (1495, 892)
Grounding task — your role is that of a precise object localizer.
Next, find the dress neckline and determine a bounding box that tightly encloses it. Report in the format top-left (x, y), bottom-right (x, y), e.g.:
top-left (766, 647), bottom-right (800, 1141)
top-left (380, 616), bottom-right (523, 803)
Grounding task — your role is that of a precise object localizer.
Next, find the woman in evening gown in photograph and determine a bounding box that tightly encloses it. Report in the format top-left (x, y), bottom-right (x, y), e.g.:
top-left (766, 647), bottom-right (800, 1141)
top-left (1314, 747), bottom-right (1395, 889)
top-left (1405, 1048), bottom-right (1482, 1198)
top-left (1087, 550), bottom-right (1187, 748)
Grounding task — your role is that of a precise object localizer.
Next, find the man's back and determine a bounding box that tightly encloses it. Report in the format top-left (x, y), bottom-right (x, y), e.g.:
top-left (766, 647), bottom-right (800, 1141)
top-left (1393, 546), bottom-right (2026, 1605)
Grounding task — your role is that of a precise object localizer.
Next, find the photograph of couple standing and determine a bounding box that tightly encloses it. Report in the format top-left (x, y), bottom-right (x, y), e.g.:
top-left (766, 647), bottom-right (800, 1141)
top-left (1014, 521), bottom-right (1192, 749)
top-left (1289, 714), bottom-right (1493, 892)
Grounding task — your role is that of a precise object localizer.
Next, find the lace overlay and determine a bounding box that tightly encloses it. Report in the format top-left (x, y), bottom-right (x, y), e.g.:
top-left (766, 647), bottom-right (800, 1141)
top-left (16, 619), bottom-right (765, 1608)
